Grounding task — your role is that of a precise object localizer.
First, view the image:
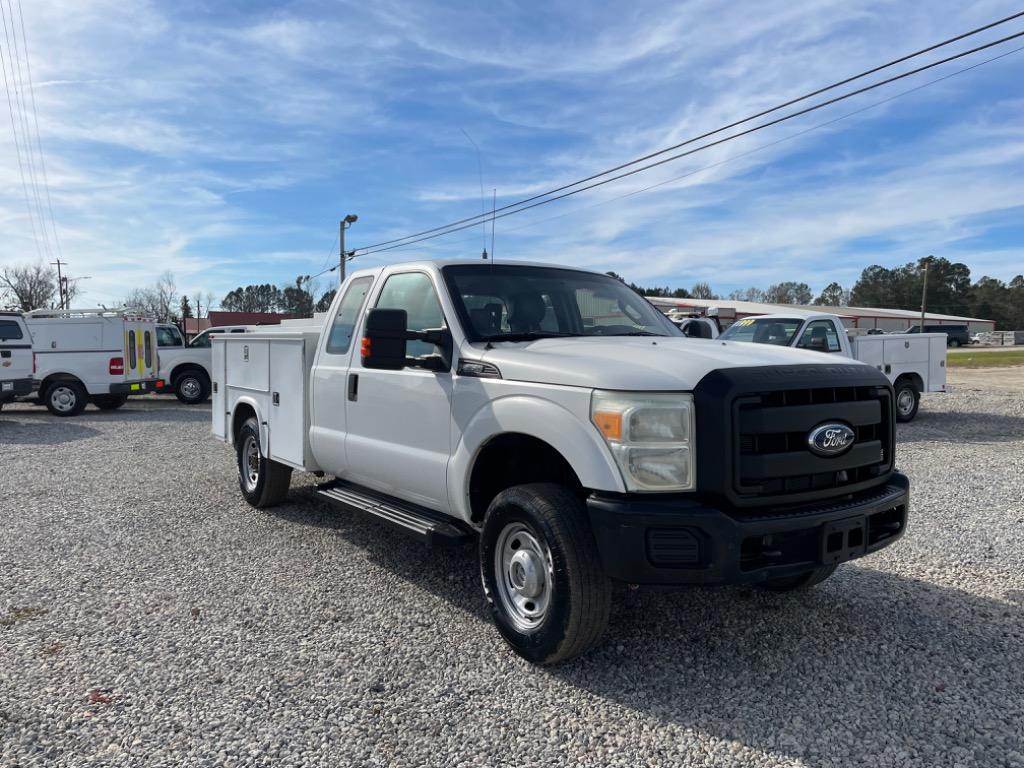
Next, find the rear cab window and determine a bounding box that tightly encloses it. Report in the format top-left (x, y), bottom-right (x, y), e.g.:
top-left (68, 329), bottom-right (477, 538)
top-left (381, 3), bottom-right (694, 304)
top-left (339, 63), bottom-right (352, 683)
top-left (326, 276), bottom-right (374, 355)
top-left (0, 319), bottom-right (25, 341)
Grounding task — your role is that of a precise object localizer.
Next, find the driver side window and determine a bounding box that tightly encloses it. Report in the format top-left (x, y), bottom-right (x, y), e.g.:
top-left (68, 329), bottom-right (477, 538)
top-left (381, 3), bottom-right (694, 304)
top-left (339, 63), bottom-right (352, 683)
top-left (797, 320), bottom-right (842, 353)
top-left (376, 272), bottom-right (446, 358)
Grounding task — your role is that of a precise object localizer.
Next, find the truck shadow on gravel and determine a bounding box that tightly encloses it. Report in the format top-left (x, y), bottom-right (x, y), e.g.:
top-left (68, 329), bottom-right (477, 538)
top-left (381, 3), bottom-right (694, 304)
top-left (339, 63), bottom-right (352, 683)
top-left (897, 410), bottom-right (1024, 443)
top-left (0, 417), bottom-right (100, 444)
top-left (280, 486), bottom-right (1023, 763)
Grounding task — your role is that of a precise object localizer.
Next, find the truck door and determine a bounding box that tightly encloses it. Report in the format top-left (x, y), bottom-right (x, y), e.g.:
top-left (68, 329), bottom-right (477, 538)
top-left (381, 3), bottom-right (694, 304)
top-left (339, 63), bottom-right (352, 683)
top-left (343, 271), bottom-right (454, 511)
top-left (309, 275), bottom-right (375, 473)
top-left (794, 319), bottom-right (843, 353)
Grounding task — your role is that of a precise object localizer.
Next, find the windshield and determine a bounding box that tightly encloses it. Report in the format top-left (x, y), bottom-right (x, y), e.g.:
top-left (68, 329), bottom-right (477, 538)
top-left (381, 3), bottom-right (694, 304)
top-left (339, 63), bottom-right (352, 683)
top-left (719, 317), bottom-right (803, 346)
top-left (441, 264), bottom-right (681, 342)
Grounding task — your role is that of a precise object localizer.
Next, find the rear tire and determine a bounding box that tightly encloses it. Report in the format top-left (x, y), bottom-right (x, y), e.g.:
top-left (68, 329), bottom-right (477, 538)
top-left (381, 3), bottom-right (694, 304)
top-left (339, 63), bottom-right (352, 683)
top-left (91, 394), bottom-right (128, 410)
top-left (174, 370), bottom-right (210, 404)
top-left (44, 380), bottom-right (87, 417)
top-left (759, 564), bottom-right (837, 592)
top-left (948, 338), bottom-right (961, 348)
top-left (894, 380), bottom-right (920, 423)
top-left (236, 417), bottom-right (292, 507)
top-left (480, 483), bottom-right (611, 665)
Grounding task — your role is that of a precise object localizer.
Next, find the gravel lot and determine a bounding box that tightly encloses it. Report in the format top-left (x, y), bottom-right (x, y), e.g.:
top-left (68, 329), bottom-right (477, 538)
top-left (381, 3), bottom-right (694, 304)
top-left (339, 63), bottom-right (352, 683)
top-left (2, 377), bottom-right (1023, 768)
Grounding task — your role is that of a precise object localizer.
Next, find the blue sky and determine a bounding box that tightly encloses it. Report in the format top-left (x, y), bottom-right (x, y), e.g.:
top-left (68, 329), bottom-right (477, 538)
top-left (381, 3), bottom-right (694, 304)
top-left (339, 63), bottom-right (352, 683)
top-left (1, 0), bottom-right (1023, 307)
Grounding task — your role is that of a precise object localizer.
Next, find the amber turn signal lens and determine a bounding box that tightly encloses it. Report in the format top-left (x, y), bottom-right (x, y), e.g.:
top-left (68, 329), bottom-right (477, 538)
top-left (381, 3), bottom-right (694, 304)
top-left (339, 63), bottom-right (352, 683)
top-left (592, 410), bottom-right (622, 441)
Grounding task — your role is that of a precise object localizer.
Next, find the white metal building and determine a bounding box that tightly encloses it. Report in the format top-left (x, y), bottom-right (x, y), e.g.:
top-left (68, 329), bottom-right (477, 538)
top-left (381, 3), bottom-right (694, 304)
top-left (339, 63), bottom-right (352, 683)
top-left (646, 296), bottom-right (996, 333)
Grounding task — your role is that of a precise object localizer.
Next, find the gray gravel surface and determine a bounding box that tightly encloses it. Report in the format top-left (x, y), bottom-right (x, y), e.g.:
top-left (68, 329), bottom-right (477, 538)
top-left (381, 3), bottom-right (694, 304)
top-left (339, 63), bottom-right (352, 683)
top-left (1, 385), bottom-right (1022, 768)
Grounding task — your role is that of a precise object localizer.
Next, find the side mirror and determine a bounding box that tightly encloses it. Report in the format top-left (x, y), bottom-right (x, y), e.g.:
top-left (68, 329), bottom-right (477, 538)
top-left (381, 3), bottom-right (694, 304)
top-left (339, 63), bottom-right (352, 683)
top-left (362, 308), bottom-right (409, 370)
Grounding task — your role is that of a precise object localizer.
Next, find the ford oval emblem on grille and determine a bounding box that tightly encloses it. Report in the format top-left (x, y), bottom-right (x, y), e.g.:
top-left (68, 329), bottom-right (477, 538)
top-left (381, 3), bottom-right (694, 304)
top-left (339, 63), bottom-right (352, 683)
top-left (807, 423), bottom-right (855, 457)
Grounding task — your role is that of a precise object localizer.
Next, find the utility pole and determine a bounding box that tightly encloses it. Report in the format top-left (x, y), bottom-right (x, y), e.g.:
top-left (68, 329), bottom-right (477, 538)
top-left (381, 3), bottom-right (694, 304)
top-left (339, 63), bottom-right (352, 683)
top-left (50, 259), bottom-right (67, 309)
top-left (340, 214), bottom-right (358, 285)
top-left (919, 255), bottom-right (933, 332)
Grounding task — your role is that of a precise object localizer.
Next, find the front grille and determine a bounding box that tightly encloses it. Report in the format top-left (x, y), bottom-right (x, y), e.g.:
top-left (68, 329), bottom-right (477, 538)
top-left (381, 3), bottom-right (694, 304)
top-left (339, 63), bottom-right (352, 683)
top-left (734, 384), bottom-right (892, 502)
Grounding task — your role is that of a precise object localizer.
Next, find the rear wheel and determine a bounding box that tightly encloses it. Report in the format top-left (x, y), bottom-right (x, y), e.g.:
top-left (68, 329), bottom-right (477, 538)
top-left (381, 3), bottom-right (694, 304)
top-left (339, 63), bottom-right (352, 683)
top-left (759, 564), bottom-right (837, 592)
top-left (236, 417), bottom-right (292, 507)
top-left (91, 394), bottom-right (128, 410)
top-left (948, 338), bottom-right (961, 348)
top-left (480, 483), bottom-right (611, 665)
top-left (894, 380), bottom-right (920, 422)
top-left (44, 381), bottom-right (87, 417)
top-left (174, 370), bottom-right (210, 404)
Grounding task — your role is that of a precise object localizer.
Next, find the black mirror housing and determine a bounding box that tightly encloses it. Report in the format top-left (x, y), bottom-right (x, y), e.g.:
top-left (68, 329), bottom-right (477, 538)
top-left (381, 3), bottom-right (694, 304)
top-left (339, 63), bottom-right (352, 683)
top-left (362, 308), bottom-right (409, 370)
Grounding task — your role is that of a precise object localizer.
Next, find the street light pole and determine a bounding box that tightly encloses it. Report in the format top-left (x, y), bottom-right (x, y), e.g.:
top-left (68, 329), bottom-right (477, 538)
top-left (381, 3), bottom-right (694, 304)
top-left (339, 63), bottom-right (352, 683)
top-left (919, 255), bottom-right (933, 332)
top-left (340, 214), bottom-right (358, 285)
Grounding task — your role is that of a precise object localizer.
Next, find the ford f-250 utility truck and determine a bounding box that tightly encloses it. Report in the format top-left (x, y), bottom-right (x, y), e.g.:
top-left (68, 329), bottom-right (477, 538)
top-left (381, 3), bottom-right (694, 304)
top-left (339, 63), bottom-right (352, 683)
top-left (211, 261), bottom-right (909, 664)
top-left (717, 312), bottom-right (946, 422)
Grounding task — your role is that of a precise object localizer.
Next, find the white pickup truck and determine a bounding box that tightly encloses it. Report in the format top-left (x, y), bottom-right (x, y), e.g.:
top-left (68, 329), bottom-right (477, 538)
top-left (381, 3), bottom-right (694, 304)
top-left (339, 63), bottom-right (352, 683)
top-left (0, 311), bottom-right (33, 410)
top-left (211, 260), bottom-right (909, 664)
top-left (718, 312), bottom-right (947, 422)
top-left (155, 324), bottom-right (249, 404)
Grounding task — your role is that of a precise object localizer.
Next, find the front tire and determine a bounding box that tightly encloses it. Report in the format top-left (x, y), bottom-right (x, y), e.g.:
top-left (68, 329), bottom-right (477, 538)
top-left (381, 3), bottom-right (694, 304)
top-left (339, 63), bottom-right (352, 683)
top-left (44, 381), bottom-right (87, 417)
top-left (174, 370), bottom-right (210, 404)
top-left (759, 564), bottom-right (837, 592)
top-left (948, 338), bottom-right (961, 348)
top-left (480, 483), bottom-right (611, 665)
top-left (91, 394), bottom-right (128, 410)
top-left (236, 417), bottom-right (292, 507)
top-left (894, 380), bottom-right (920, 423)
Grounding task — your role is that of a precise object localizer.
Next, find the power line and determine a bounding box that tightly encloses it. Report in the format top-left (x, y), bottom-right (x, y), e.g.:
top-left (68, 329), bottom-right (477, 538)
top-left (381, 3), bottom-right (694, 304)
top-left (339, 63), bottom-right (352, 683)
top-left (1, 0), bottom-right (51, 259)
top-left (0, 7), bottom-right (42, 259)
top-left (14, 0), bottom-right (62, 258)
top-left (354, 27), bottom-right (1024, 256)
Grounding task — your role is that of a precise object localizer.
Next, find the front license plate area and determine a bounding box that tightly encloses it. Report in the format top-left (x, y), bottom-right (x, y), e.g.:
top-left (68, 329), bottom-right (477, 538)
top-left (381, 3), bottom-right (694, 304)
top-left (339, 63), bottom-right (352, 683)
top-left (821, 516), bottom-right (867, 565)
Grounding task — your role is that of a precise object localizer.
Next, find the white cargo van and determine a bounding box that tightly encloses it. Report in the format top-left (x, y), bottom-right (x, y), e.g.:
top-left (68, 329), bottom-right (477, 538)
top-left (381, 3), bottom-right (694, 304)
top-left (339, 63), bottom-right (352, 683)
top-left (0, 312), bottom-right (33, 410)
top-left (24, 308), bottom-right (160, 416)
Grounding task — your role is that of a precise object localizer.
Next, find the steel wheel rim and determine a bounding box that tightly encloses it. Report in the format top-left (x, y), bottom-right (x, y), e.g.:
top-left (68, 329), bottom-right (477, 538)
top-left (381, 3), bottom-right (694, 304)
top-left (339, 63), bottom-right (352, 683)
top-left (50, 386), bottom-right (76, 413)
top-left (897, 389), bottom-right (915, 416)
top-left (494, 522), bottom-right (553, 632)
top-left (180, 377), bottom-right (201, 400)
top-left (242, 434), bottom-right (260, 491)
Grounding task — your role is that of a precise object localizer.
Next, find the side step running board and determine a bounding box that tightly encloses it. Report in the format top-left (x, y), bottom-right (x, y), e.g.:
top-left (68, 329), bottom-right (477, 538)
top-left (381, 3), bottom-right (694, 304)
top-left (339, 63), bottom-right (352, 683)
top-left (316, 482), bottom-right (472, 548)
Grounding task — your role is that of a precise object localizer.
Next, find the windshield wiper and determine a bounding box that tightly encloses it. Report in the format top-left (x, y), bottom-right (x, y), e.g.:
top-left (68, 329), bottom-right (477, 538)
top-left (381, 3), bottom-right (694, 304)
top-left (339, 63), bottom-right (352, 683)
top-left (606, 330), bottom-right (665, 336)
top-left (479, 332), bottom-right (582, 342)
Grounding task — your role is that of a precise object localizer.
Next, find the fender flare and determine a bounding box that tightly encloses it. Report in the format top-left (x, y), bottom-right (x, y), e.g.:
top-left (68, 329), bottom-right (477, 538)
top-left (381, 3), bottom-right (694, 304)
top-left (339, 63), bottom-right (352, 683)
top-left (229, 395), bottom-right (269, 456)
top-left (447, 394), bottom-right (625, 522)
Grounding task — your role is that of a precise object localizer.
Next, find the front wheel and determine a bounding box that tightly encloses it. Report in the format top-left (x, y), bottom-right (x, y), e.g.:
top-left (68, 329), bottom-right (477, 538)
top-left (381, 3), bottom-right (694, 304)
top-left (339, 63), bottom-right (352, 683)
top-left (44, 381), bottom-right (87, 417)
top-left (236, 417), bottom-right (292, 507)
top-left (758, 564), bottom-right (837, 592)
top-left (480, 483), bottom-right (611, 665)
top-left (91, 394), bottom-right (128, 410)
top-left (894, 381), bottom-right (920, 422)
top-left (948, 338), bottom-right (961, 348)
top-left (175, 371), bottom-right (210, 404)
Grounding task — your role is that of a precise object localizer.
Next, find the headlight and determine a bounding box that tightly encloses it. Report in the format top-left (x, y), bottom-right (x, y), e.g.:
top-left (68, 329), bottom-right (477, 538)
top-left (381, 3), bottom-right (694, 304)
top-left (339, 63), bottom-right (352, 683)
top-left (591, 391), bottom-right (695, 492)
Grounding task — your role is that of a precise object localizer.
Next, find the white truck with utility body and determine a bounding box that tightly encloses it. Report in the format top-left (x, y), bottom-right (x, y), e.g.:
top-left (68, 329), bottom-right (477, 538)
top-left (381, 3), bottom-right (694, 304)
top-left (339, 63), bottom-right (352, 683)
top-left (212, 261), bottom-right (910, 663)
top-left (155, 324), bottom-right (249, 404)
top-left (717, 312), bottom-right (946, 422)
top-left (0, 311), bottom-right (33, 410)
top-left (22, 309), bottom-right (160, 416)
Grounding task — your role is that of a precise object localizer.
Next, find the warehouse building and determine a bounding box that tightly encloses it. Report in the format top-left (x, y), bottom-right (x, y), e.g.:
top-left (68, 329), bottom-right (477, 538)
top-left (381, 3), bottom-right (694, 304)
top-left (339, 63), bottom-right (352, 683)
top-left (645, 296), bottom-right (995, 333)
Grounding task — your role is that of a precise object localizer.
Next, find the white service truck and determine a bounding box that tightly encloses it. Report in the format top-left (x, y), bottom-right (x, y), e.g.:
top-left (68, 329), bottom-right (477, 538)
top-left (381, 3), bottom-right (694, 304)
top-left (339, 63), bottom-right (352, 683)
top-left (155, 324), bottom-right (249, 404)
top-left (0, 311), bottom-right (33, 410)
top-left (212, 260), bottom-right (909, 664)
top-left (22, 309), bottom-right (160, 416)
top-left (717, 312), bottom-right (947, 422)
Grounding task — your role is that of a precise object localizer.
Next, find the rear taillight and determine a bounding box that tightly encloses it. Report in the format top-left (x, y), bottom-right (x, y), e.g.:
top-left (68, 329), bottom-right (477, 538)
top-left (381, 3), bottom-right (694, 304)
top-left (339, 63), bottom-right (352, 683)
top-left (109, 357), bottom-right (124, 375)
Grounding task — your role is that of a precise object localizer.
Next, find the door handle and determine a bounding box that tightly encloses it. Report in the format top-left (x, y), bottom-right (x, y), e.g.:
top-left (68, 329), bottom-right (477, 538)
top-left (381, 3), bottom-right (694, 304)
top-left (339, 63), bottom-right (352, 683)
top-left (348, 373), bottom-right (359, 402)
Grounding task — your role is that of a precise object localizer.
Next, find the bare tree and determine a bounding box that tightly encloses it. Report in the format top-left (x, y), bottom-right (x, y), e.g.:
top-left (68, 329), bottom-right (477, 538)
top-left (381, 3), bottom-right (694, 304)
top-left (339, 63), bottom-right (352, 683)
top-left (123, 271), bottom-right (180, 322)
top-left (1, 262), bottom-right (57, 311)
